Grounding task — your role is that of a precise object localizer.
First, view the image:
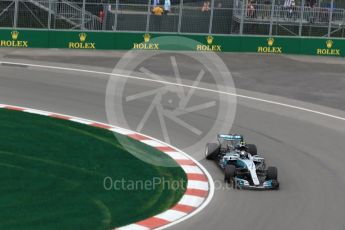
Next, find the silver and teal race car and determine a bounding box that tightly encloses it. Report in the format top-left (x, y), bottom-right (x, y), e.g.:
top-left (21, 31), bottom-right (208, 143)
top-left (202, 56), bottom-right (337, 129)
top-left (205, 134), bottom-right (279, 190)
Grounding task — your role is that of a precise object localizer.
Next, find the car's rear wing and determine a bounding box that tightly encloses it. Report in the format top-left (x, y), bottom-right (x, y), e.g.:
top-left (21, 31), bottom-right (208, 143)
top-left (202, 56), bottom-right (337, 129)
top-left (217, 134), bottom-right (243, 141)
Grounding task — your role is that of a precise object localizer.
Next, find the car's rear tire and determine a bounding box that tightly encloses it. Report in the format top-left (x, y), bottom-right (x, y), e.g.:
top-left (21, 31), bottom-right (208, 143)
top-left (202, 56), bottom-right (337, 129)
top-left (246, 144), bottom-right (257, 156)
top-left (205, 143), bottom-right (219, 160)
top-left (224, 165), bottom-right (236, 184)
top-left (267, 166), bottom-right (278, 180)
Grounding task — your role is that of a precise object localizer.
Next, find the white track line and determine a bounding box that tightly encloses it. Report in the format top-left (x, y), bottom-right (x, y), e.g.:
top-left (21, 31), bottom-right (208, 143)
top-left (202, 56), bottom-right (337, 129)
top-left (1, 60), bottom-right (345, 122)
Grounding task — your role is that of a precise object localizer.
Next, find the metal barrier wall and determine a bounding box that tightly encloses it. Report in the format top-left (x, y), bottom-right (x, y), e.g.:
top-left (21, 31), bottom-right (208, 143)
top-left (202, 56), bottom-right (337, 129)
top-left (0, 0), bottom-right (344, 37)
top-left (0, 28), bottom-right (344, 56)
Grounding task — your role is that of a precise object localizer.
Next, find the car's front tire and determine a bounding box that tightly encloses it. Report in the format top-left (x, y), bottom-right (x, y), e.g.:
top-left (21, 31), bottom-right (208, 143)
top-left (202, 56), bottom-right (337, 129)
top-left (267, 166), bottom-right (278, 180)
top-left (205, 143), bottom-right (219, 160)
top-left (246, 144), bottom-right (257, 155)
top-left (224, 164), bottom-right (236, 184)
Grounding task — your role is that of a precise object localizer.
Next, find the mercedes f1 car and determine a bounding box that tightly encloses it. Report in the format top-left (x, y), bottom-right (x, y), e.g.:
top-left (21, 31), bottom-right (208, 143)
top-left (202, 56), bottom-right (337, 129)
top-left (205, 134), bottom-right (279, 190)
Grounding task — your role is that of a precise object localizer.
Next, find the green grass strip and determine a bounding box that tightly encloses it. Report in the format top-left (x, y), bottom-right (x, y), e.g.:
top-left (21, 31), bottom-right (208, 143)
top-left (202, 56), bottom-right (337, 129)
top-left (0, 109), bottom-right (187, 230)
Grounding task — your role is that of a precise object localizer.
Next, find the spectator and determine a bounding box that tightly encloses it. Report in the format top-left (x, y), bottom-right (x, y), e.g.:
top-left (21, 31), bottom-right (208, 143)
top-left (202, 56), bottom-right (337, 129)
top-left (202, 1), bottom-right (211, 12)
top-left (264, 0), bottom-right (271, 19)
top-left (152, 4), bottom-right (163, 31)
top-left (284, 0), bottom-right (295, 19)
top-left (164, 0), bottom-right (171, 15)
top-left (306, 0), bottom-right (316, 7)
top-left (99, 9), bottom-right (105, 24)
top-left (247, 1), bottom-right (255, 18)
top-left (217, 2), bottom-right (222, 8)
top-left (320, 2), bottom-right (333, 23)
top-left (153, 0), bottom-right (160, 7)
top-left (152, 4), bottom-right (163, 16)
top-left (305, 0), bottom-right (315, 23)
top-left (290, 0), bottom-right (296, 19)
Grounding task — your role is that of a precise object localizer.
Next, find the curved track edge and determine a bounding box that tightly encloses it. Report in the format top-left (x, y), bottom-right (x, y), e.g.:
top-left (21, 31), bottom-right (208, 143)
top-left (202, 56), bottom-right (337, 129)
top-left (0, 103), bottom-right (214, 230)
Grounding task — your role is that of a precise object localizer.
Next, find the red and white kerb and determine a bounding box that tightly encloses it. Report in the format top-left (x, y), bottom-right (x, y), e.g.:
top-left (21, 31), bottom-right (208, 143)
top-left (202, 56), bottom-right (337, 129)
top-left (0, 104), bottom-right (212, 230)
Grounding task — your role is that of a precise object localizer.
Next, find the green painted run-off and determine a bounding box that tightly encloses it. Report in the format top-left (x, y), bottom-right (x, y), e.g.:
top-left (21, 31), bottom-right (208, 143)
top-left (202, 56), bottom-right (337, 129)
top-left (0, 108), bottom-right (186, 230)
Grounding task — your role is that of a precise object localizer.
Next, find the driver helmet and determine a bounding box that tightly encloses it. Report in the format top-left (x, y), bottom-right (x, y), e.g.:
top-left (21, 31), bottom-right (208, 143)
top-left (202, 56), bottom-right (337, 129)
top-left (240, 150), bottom-right (248, 159)
top-left (238, 141), bottom-right (246, 150)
